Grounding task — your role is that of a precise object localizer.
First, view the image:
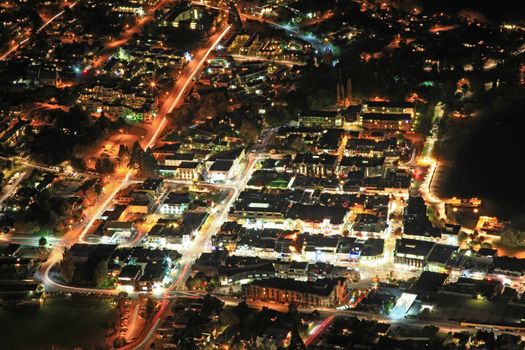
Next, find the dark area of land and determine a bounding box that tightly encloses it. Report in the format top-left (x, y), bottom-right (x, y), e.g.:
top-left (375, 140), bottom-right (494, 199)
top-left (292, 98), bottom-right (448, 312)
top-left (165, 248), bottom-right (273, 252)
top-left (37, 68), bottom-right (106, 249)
top-left (439, 101), bottom-right (525, 226)
top-left (410, 0), bottom-right (525, 21)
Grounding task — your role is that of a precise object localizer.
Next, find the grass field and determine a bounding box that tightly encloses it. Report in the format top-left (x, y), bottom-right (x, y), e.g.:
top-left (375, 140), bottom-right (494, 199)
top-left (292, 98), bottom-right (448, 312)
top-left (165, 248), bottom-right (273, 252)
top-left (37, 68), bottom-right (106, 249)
top-left (0, 296), bottom-right (117, 350)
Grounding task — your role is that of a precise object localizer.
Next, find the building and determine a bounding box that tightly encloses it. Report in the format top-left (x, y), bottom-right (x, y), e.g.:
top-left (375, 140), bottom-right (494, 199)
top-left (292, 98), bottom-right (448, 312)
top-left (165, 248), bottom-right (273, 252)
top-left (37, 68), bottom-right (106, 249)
top-left (217, 259), bottom-right (275, 286)
top-left (298, 110), bottom-right (343, 128)
top-left (301, 234), bottom-right (340, 261)
top-left (117, 264), bottom-right (142, 287)
top-left (360, 101), bottom-right (415, 132)
top-left (139, 178), bottom-right (164, 197)
top-left (360, 238), bottom-right (385, 261)
top-left (160, 192), bottom-right (192, 215)
top-left (362, 101), bottom-right (415, 117)
top-left (351, 214), bottom-right (387, 237)
top-left (104, 221), bottom-right (135, 241)
top-left (286, 204), bottom-right (349, 235)
top-left (175, 162), bottom-right (202, 180)
top-left (291, 153), bottom-right (338, 178)
top-left (394, 238), bottom-right (435, 269)
top-left (243, 277), bottom-right (348, 307)
top-left (230, 190), bottom-right (289, 223)
top-left (207, 160), bottom-right (235, 183)
top-left (361, 113), bottom-right (412, 132)
top-left (426, 244), bottom-right (459, 273)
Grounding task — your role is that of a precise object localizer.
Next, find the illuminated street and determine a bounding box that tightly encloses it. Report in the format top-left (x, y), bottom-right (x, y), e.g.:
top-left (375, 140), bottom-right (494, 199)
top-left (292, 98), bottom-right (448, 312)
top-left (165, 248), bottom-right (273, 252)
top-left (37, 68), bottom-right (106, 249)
top-left (1, 1), bottom-right (525, 349)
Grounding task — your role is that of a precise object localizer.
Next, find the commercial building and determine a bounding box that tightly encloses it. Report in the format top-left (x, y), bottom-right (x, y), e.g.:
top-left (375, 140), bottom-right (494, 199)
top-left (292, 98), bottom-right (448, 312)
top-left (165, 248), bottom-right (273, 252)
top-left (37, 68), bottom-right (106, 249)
top-left (394, 238), bottom-right (435, 269)
top-left (243, 277), bottom-right (348, 307)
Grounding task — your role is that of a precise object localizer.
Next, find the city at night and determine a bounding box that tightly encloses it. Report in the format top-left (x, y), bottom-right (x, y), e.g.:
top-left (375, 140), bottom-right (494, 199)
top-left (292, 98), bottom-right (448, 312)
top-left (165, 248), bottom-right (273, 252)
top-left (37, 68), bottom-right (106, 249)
top-left (0, 0), bottom-right (525, 349)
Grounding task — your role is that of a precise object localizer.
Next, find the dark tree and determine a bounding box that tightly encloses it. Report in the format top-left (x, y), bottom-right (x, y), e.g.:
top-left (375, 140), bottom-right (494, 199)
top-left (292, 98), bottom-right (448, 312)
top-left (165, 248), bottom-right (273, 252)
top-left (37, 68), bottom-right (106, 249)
top-left (93, 260), bottom-right (108, 287)
top-left (60, 248), bottom-right (75, 283)
top-left (139, 149), bottom-right (158, 176)
top-left (128, 141), bottom-right (143, 169)
top-left (145, 297), bottom-right (156, 319)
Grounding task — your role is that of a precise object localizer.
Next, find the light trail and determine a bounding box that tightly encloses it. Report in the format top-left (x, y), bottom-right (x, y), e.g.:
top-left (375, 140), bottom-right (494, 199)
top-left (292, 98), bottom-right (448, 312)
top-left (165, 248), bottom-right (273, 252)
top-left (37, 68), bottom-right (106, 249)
top-left (145, 25), bottom-right (231, 150)
top-left (36, 1), bottom-right (80, 34)
top-left (304, 315), bottom-right (335, 347)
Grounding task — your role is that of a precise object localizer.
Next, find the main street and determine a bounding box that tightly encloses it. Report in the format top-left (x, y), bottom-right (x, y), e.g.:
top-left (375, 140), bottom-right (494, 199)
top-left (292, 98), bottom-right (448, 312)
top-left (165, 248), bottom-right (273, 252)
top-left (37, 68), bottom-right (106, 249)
top-left (131, 154), bottom-right (260, 350)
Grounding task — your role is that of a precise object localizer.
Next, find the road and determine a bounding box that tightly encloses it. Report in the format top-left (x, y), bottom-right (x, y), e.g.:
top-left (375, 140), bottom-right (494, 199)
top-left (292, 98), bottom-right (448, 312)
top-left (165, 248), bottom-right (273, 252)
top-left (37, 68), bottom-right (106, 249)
top-left (0, 1), bottom-right (80, 61)
top-left (0, 170), bottom-right (26, 205)
top-left (304, 315), bottom-right (335, 347)
top-left (39, 23), bottom-right (231, 287)
top-left (143, 25), bottom-right (232, 150)
top-left (25, 22), bottom-right (233, 350)
top-left (192, 0), bottom-right (331, 52)
top-left (0, 155), bottom-right (87, 175)
top-left (216, 297), bottom-right (525, 344)
top-left (133, 154), bottom-right (260, 350)
top-left (126, 299), bottom-right (146, 343)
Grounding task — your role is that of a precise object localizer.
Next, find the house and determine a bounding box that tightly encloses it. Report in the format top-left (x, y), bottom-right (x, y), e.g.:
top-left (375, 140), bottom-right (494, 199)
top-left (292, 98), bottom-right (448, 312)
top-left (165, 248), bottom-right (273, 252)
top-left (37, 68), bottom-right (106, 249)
top-left (255, 328), bottom-right (292, 350)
